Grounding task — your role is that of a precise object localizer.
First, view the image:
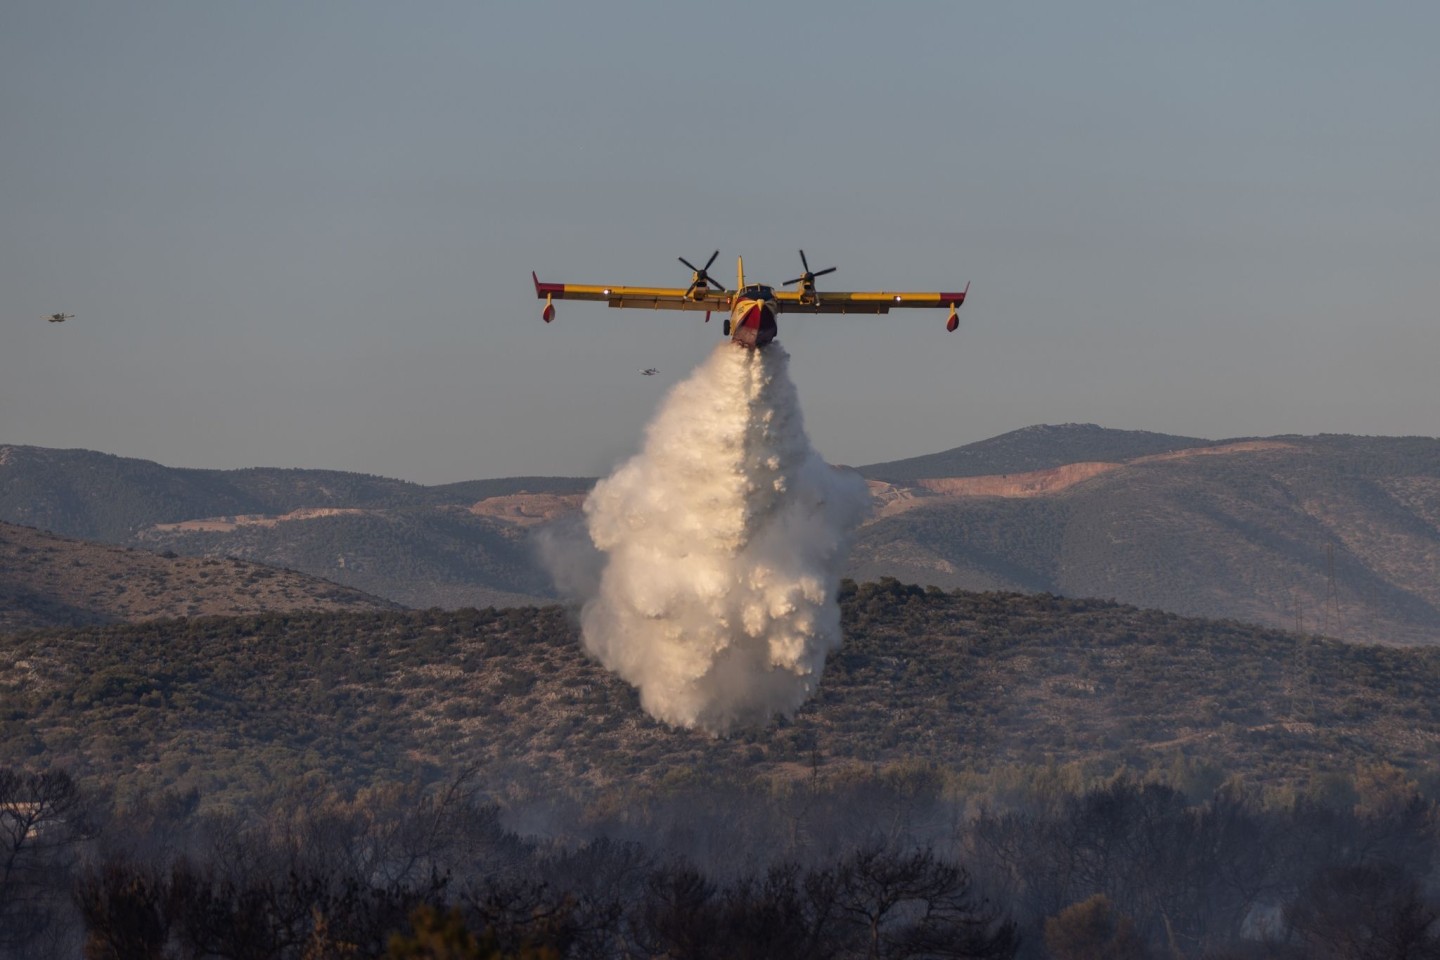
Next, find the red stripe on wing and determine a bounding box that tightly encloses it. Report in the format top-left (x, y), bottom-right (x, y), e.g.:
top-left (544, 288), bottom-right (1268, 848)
top-left (532, 272), bottom-right (567, 298)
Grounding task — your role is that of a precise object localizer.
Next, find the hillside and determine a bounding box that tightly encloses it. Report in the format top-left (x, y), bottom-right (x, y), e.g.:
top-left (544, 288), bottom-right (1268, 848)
top-left (0, 444), bottom-right (589, 608)
top-left (5, 429), bottom-right (1440, 643)
top-left (4, 582), bottom-right (1439, 810)
top-left (0, 445), bottom-right (593, 539)
top-left (852, 433), bottom-right (1440, 645)
top-left (857, 423), bottom-right (1213, 480)
top-left (138, 506), bottom-right (562, 609)
top-left (0, 521), bottom-right (398, 632)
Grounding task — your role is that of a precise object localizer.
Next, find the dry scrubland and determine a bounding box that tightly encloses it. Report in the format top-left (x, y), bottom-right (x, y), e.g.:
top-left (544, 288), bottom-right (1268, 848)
top-left (5, 580), bottom-right (1439, 812)
top-left (7, 582), bottom-right (1440, 958)
top-left (0, 520), bottom-right (396, 632)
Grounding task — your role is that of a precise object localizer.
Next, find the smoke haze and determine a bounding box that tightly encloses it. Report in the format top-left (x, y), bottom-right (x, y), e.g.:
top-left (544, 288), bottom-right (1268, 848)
top-left (560, 341), bottom-right (870, 734)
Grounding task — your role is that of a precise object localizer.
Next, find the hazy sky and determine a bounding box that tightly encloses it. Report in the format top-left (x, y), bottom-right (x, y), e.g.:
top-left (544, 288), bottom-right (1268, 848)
top-left (3, 2), bottom-right (1437, 484)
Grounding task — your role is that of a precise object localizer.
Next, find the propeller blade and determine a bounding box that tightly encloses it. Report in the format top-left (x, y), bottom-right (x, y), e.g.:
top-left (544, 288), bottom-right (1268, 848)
top-left (783, 251), bottom-right (837, 287)
top-left (680, 250), bottom-right (722, 296)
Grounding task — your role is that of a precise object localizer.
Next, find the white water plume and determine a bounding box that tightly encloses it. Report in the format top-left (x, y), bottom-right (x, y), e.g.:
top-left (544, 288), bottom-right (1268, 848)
top-left (568, 341), bottom-right (870, 734)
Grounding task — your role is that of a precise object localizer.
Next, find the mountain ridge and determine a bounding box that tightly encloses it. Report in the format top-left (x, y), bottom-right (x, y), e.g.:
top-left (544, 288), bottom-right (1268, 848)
top-left (5, 425), bottom-right (1440, 642)
top-left (856, 422), bottom-right (1216, 480)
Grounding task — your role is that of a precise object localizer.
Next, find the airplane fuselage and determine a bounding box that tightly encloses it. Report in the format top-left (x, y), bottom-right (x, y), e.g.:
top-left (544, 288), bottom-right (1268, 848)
top-left (728, 284), bottom-right (779, 349)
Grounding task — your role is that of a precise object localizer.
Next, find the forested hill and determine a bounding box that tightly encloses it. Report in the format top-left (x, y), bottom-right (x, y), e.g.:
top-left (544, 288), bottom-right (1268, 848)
top-left (5, 580), bottom-right (1438, 811)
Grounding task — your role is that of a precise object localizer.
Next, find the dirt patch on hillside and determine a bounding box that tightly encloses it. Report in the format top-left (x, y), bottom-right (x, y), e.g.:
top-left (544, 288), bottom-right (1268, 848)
top-left (1134, 440), bottom-right (1298, 463)
top-left (147, 507), bottom-right (369, 534)
top-left (869, 440), bottom-right (1302, 519)
top-left (468, 493), bottom-right (587, 526)
top-left (917, 461), bottom-right (1122, 498)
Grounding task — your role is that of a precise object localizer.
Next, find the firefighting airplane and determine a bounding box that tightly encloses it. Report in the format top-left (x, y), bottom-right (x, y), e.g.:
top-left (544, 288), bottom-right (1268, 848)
top-left (532, 251), bottom-right (968, 349)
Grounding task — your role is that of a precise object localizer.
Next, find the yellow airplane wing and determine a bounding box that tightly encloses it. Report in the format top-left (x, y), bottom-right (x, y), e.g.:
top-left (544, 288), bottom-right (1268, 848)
top-left (772, 284), bottom-right (969, 315)
top-left (533, 273), bottom-right (729, 314)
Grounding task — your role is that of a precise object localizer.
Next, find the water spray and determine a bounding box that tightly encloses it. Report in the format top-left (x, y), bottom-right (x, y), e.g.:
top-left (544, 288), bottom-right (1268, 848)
top-left (568, 341), bottom-right (870, 734)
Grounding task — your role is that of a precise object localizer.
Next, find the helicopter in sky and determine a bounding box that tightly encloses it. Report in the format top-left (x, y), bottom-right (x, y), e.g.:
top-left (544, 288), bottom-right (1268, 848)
top-left (533, 250), bottom-right (968, 349)
top-left (47, 313), bottom-right (73, 323)
top-left (641, 368), bottom-right (658, 376)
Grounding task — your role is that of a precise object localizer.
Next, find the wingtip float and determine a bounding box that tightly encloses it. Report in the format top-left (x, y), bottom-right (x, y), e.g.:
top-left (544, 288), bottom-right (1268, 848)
top-left (532, 252), bottom-right (967, 349)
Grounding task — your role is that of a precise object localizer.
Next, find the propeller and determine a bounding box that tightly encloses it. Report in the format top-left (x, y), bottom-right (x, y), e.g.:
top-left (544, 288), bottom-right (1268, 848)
top-left (679, 250), bottom-right (724, 299)
top-left (782, 250), bottom-right (837, 303)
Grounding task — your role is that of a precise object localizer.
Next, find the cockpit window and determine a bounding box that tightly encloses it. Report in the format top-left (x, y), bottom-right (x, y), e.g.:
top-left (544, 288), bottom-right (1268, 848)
top-left (740, 284), bottom-right (775, 300)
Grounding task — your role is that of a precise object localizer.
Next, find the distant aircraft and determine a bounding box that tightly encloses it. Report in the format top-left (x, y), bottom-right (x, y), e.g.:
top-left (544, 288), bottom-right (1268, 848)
top-left (533, 250), bottom-right (968, 349)
top-left (641, 368), bottom-right (658, 376)
top-left (47, 313), bottom-right (73, 323)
